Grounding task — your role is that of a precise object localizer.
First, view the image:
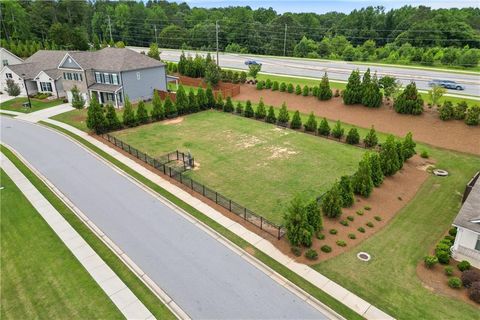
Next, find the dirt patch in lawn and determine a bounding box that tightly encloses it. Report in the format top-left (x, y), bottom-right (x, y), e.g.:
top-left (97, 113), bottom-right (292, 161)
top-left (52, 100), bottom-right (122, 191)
top-left (163, 117), bottom-right (184, 125)
top-left (236, 85), bottom-right (480, 155)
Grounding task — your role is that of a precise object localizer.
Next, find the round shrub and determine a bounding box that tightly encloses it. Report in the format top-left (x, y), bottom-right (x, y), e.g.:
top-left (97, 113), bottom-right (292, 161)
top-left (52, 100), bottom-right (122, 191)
top-left (435, 250), bottom-right (450, 264)
top-left (366, 222), bottom-right (374, 228)
top-left (347, 216), bottom-right (354, 221)
top-left (420, 150), bottom-right (429, 158)
top-left (321, 245), bottom-right (332, 253)
top-left (329, 229), bottom-right (338, 235)
top-left (291, 246), bottom-right (302, 257)
top-left (316, 233), bottom-right (325, 240)
top-left (439, 238), bottom-right (453, 247)
top-left (272, 81), bottom-right (279, 91)
top-left (356, 210), bottom-right (364, 216)
top-left (374, 216), bottom-right (382, 221)
top-left (444, 266), bottom-right (454, 276)
top-left (336, 240), bottom-right (347, 247)
top-left (424, 255), bottom-right (438, 268)
top-left (348, 233), bottom-right (356, 239)
top-left (358, 227), bottom-right (366, 233)
top-left (468, 281), bottom-right (480, 304)
top-left (364, 205), bottom-right (371, 211)
top-left (448, 227), bottom-right (457, 237)
top-left (448, 277), bottom-right (462, 289)
top-left (444, 235), bottom-right (455, 243)
top-left (462, 270), bottom-right (480, 288)
top-left (340, 220), bottom-right (349, 226)
top-left (305, 249), bottom-right (318, 260)
top-left (265, 79), bottom-right (272, 89)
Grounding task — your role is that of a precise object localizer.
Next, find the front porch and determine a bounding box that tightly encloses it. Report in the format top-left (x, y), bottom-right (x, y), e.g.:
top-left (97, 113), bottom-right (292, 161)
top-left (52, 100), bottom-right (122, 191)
top-left (88, 83), bottom-right (123, 108)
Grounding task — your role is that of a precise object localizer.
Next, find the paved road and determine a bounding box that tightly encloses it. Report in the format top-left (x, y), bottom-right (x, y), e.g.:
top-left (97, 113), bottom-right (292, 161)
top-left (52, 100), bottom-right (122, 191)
top-left (0, 116), bottom-right (327, 319)
top-left (130, 47), bottom-right (480, 97)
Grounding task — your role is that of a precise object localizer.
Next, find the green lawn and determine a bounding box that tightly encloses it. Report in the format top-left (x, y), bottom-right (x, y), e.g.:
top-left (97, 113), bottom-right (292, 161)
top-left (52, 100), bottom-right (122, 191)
top-left (111, 111), bottom-right (364, 224)
top-left (0, 97), bottom-right (64, 113)
top-left (0, 169), bottom-right (122, 319)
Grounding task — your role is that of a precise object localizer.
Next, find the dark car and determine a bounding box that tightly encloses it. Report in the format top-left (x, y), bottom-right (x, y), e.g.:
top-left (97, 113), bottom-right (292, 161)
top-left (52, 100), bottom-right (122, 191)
top-left (244, 60), bottom-right (260, 66)
top-left (428, 79), bottom-right (465, 90)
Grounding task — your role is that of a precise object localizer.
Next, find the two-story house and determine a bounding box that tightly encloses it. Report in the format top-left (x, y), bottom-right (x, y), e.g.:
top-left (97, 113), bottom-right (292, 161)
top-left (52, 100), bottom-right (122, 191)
top-left (58, 47), bottom-right (167, 107)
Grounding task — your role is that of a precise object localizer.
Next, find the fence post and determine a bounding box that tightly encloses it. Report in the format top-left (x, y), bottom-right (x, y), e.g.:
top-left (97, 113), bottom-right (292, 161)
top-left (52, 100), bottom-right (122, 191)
top-left (191, 179), bottom-right (193, 190)
top-left (202, 185), bottom-right (205, 196)
top-left (153, 159), bottom-right (157, 169)
top-left (260, 216), bottom-right (263, 230)
top-left (229, 200), bottom-right (232, 211)
top-left (215, 192), bottom-right (218, 204)
top-left (169, 167), bottom-right (172, 177)
top-left (176, 150), bottom-right (179, 160)
top-left (278, 227), bottom-right (281, 240)
top-left (244, 208), bottom-right (246, 220)
top-left (120, 140), bottom-right (123, 149)
top-left (180, 173), bottom-right (182, 183)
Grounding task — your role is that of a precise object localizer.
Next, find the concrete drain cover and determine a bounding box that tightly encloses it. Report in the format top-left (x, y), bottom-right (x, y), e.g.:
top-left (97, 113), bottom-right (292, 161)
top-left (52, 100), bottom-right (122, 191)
top-left (357, 252), bottom-right (371, 262)
top-left (433, 169), bottom-right (449, 177)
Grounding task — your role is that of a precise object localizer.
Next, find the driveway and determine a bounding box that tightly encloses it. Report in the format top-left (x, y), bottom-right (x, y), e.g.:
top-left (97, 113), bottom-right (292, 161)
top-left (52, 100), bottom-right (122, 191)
top-left (0, 116), bottom-right (328, 319)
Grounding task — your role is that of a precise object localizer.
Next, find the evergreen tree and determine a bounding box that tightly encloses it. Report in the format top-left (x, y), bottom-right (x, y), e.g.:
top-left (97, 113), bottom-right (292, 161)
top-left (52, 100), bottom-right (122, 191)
top-left (346, 127), bottom-right (360, 144)
top-left (290, 110), bottom-right (302, 129)
top-left (224, 96), bottom-right (234, 112)
top-left (380, 135), bottom-right (400, 176)
top-left (304, 112), bottom-right (317, 132)
top-left (465, 105), bottom-right (480, 126)
top-left (277, 102), bottom-right (290, 125)
top-left (362, 72), bottom-right (383, 108)
top-left (280, 82), bottom-right (287, 92)
top-left (86, 96), bottom-right (107, 134)
top-left (122, 97), bottom-right (136, 127)
top-left (331, 120), bottom-right (344, 139)
top-left (272, 81), bottom-right (279, 91)
top-left (256, 80), bottom-right (264, 90)
top-left (295, 84), bottom-right (302, 95)
top-left (396, 141), bottom-right (405, 170)
top-left (265, 78), bottom-right (272, 89)
top-left (284, 197), bottom-right (314, 247)
top-left (368, 152), bottom-right (384, 187)
top-left (318, 72), bottom-right (332, 100)
top-left (402, 132), bottom-right (416, 160)
top-left (188, 89), bottom-right (199, 113)
top-left (338, 176), bottom-right (354, 207)
top-left (205, 85), bottom-right (215, 108)
top-left (266, 106), bottom-right (277, 123)
top-left (287, 83), bottom-right (294, 93)
top-left (151, 91), bottom-right (165, 121)
top-left (312, 86), bottom-right (319, 97)
top-left (352, 154), bottom-right (374, 197)
top-left (453, 101), bottom-right (468, 120)
top-left (318, 118), bottom-right (331, 136)
top-left (343, 69), bottom-right (362, 104)
top-left (216, 92), bottom-right (224, 110)
top-left (105, 104), bottom-right (121, 130)
top-left (364, 126), bottom-right (378, 148)
top-left (196, 87), bottom-right (207, 110)
top-left (175, 85), bottom-right (188, 114)
top-left (302, 85), bottom-right (309, 96)
top-left (71, 85), bottom-right (85, 109)
top-left (439, 101), bottom-right (454, 120)
top-left (235, 102), bottom-right (244, 114)
top-left (244, 100), bottom-right (254, 117)
top-left (136, 101), bottom-right (149, 124)
top-left (239, 71), bottom-right (247, 84)
top-left (178, 52), bottom-right (187, 75)
top-left (255, 98), bottom-right (267, 119)
top-left (321, 183), bottom-right (343, 218)
top-left (305, 199), bottom-right (322, 232)
top-left (394, 82), bottom-right (424, 115)
top-left (164, 96), bottom-right (177, 118)
top-left (360, 68), bottom-right (371, 98)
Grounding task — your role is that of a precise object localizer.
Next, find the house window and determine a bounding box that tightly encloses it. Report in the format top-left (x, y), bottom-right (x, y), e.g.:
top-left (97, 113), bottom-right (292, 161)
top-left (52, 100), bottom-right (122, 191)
top-left (73, 73), bottom-right (79, 81)
top-left (95, 72), bottom-right (101, 83)
top-left (136, 72), bottom-right (141, 80)
top-left (112, 74), bottom-right (119, 85)
top-left (104, 73), bottom-right (110, 84)
top-left (6, 73), bottom-right (12, 79)
top-left (40, 82), bottom-right (52, 92)
top-left (67, 73), bottom-right (72, 80)
top-left (2, 59), bottom-right (8, 66)
top-left (79, 74), bottom-right (83, 81)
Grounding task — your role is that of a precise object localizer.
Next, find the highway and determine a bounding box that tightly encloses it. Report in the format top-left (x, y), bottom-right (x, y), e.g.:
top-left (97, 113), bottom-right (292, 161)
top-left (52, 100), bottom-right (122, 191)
top-left (0, 116), bottom-right (329, 319)
top-left (130, 47), bottom-right (480, 97)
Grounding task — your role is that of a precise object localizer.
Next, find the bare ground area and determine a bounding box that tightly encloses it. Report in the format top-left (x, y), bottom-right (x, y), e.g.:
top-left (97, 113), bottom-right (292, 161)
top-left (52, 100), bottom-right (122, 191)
top-left (236, 85), bottom-right (480, 155)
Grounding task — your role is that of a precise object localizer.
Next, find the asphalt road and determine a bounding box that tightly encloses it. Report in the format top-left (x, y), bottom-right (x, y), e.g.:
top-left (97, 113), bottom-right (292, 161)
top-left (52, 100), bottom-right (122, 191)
top-left (131, 47), bottom-right (480, 97)
top-left (0, 116), bottom-right (328, 319)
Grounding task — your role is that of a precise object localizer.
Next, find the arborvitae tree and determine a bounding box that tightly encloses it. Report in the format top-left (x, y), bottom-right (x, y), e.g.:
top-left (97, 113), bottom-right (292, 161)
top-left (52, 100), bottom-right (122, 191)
top-left (277, 102), bottom-right (290, 125)
top-left (331, 120), bottom-right (344, 139)
top-left (244, 100), bottom-right (254, 118)
top-left (290, 110), bottom-right (302, 129)
top-left (205, 85), bottom-right (215, 108)
top-left (256, 80), bottom-right (264, 90)
top-left (239, 71), bottom-right (247, 83)
top-left (86, 94), bottom-right (107, 134)
top-left (439, 101), bottom-right (454, 120)
top-left (360, 68), bottom-right (371, 98)
top-left (178, 51), bottom-right (187, 75)
top-left (196, 87), bottom-right (207, 110)
top-left (338, 175), bottom-right (355, 207)
top-left (295, 84), bottom-right (302, 95)
top-left (272, 81), bottom-right (279, 91)
top-left (304, 112), bottom-right (317, 132)
top-left (318, 72), bottom-right (332, 100)
top-left (343, 69), bottom-right (362, 104)
top-left (164, 96), bottom-right (177, 118)
top-left (284, 197), bottom-right (314, 247)
top-left (368, 152), bottom-right (384, 187)
top-left (175, 85), bottom-right (188, 115)
top-left (362, 72), bottom-right (383, 108)
top-left (266, 106), bottom-right (277, 123)
top-left (287, 83), bottom-right (294, 93)
top-left (318, 118), bottom-right (331, 136)
top-left (224, 96), bottom-right (234, 112)
top-left (136, 100), bottom-right (149, 124)
top-left (396, 141), bottom-right (405, 170)
top-left (151, 91), bottom-right (165, 121)
top-left (71, 85), bottom-right (85, 109)
top-left (280, 82), bottom-right (287, 92)
top-left (188, 89), bottom-right (199, 113)
top-left (453, 101), bottom-right (468, 120)
top-left (352, 154), bottom-right (374, 197)
top-left (465, 105), bottom-right (480, 126)
top-left (380, 135), bottom-right (400, 176)
top-left (346, 127), bottom-right (360, 144)
top-left (312, 86), bottom-right (319, 97)
top-left (394, 82), bottom-right (424, 115)
top-left (305, 199), bottom-right (322, 232)
top-left (254, 98), bottom-right (267, 118)
top-left (235, 102), bottom-right (244, 114)
top-left (364, 126), bottom-right (378, 148)
top-left (265, 78), bottom-right (272, 89)
top-left (216, 92), bottom-right (224, 110)
top-left (302, 85), bottom-right (309, 96)
top-left (402, 132), bottom-right (416, 160)
top-left (122, 97), bottom-right (137, 127)
top-left (105, 104), bottom-right (121, 130)
top-left (322, 183), bottom-right (343, 218)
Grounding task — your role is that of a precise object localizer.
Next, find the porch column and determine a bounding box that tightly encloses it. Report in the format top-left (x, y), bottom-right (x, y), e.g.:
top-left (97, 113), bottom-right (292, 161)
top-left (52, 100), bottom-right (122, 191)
top-left (114, 92), bottom-right (119, 108)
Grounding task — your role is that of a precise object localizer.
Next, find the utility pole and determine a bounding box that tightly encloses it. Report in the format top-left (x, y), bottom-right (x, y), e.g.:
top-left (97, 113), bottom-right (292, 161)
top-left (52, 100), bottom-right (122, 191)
top-left (283, 24), bottom-right (287, 56)
top-left (154, 24), bottom-right (158, 46)
top-left (108, 15), bottom-right (113, 43)
top-left (215, 20), bottom-right (219, 66)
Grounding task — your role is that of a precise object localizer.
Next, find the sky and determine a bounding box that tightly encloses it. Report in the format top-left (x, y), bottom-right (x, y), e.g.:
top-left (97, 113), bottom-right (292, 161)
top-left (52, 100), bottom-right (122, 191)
top-left (178, 0), bottom-right (479, 13)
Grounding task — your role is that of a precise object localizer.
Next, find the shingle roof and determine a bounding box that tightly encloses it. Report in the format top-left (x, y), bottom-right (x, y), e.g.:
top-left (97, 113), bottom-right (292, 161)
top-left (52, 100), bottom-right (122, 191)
top-left (453, 175), bottom-right (480, 234)
top-left (19, 50), bottom-right (68, 79)
top-left (88, 83), bottom-right (122, 92)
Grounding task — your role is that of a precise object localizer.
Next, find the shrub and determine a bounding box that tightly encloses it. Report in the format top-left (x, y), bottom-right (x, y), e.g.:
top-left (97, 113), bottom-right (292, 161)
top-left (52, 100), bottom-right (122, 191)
top-left (374, 216), bottom-right (382, 221)
top-left (468, 281), bottom-right (480, 303)
top-left (420, 150), bottom-right (429, 158)
top-left (465, 105), bottom-right (480, 126)
top-left (424, 255), bottom-right (438, 268)
top-left (346, 128), bottom-right (360, 144)
top-left (329, 229), bottom-right (338, 235)
top-left (402, 132), bottom-right (416, 160)
top-left (266, 106), bottom-right (277, 123)
top-left (334, 89), bottom-right (340, 97)
top-left (444, 235), bottom-right (455, 242)
top-left (364, 126), bottom-right (378, 148)
top-left (364, 205), bottom-right (371, 210)
top-left (136, 101), bottom-right (149, 124)
top-left (316, 233), bottom-right (325, 240)
top-left (358, 227), bottom-right (366, 233)
top-left (291, 246), bottom-right (302, 257)
top-left (163, 96), bottom-right (177, 119)
top-left (235, 102), bottom-right (244, 114)
top-left (224, 96), bottom-right (234, 112)
top-left (305, 249), bottom-right (318, 260)
top-left (304, 112), bottom-right (317, 132)
top-left (244, 100), bottom-right (254, 118)
top-left (458, 260), bottom-right (471, 272)
top-left (287, 83), bottom-right (294, 93)
top-left (449, 227), bottom-right (457, 237)
top-left (321, 245), bottom-right (332, 253)
top-left (338, 175), bottom-right (354, 207)
top-left (394, 82), bottom-right (424, 115)
top-left (295, 84), bottom-right (302, 95)
top-left (340, 220), bottom-right (349, 226)
top-left (302, 85), bottom-right (309, 96)
top-left (436, 250), bottom-right (450, 265)
top-left (322, 183), bottom-right (343, 218)
top-left (453, 101), bottom-right (468, 120)
top-left (318, 118), bottom-right (331, 136)
top-left (277, 102), bottom-right (290, 125)
top-left (255, 98), bottom-right (267, 119)
top-left (6, 79), bottom-right (21, 96)
top-left (256, 80), bottom-right (264, 90)
top-left (347, 216), bottom-right (354, 221)
top-left (318, 72), bottom-right (332, 100)
top-left (284, 197), bottom-right (313, 247)
top-left (290, 110), bottom-right (302, 129)
top-left (366, 221), bottom-right (374, 228)
top-left (356, 210), bottom-right (364, 216)
top-left (280, 82), bottom-right (287, 92)
top-left (232, 72), bottom-right (239, 84)
top-left (448, 277), bottom-right (462, 289)
top-left (343, 69), bottom-right (362, 104)
top-left (122, 96), bottom-right (137, 126)
top-left (439, 101), bottom-right (454, 121)
top-left (239, 71), bottom-right (247, 83)
top-left (336, 240), bottom-right (347, 247)
top-left (305, 199), bottom-right (323, 233)
top-left (331, 121), bottom-right (344, 139)
top-left (312, 86), bottom-right (319, 97)
top-left (444, 266), bottom-right (454, 276)
top-left (265, 78), bottom-right (272, 89)
top-left (352, 153), bottom-right (374, 198)
top-left (272, 81), bottom-right (279, 91)
top-left (105, 104), bottom-right (121, 131)
top-left (215, 92), bottom-right (224, 110)
top-left (462, 270), bottom-right (480, 288)
top-left (151, 91), bottom-right (165, 121)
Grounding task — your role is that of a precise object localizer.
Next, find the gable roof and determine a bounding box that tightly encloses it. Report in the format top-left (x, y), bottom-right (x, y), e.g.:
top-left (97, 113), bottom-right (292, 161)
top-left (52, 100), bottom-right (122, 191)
top-left (454, 174), bottom-right (480, 234)
top-left (10, 50), bottom-right (68, 79)
top-left (0, 47), bottom-right (24, 63)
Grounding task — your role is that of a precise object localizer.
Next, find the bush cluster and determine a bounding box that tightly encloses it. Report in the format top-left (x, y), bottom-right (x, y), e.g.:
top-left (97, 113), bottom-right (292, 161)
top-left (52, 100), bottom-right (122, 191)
top-left (343, 68), bottom-right (383, 108)
top-left (284, 197), bottom-right (322, 248)
top-left (305, 249), bottom-right (318, 260)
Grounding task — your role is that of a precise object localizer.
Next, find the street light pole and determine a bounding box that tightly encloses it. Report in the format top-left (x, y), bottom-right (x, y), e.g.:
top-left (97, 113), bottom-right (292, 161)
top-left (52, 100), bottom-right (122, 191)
top-left (21, 74), bottom-right (32, 107)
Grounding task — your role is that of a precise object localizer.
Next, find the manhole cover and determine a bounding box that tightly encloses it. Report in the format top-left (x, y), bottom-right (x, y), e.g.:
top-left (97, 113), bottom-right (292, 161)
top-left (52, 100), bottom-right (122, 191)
top-left (433, 169), bottom-right (449, 177)
top-left (357, 252), bottom-right (371, 262)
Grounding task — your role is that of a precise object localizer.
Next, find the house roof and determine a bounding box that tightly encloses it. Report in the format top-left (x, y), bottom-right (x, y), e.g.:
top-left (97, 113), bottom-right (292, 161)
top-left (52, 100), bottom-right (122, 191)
top-left (453, 175), bottom-right (480, 234)
top-left (0, 47), bottom-right (24, 63)
top-left (10, 50), bottom-right (68, 79)
top-left (88, 83), bottom-right (122, 93)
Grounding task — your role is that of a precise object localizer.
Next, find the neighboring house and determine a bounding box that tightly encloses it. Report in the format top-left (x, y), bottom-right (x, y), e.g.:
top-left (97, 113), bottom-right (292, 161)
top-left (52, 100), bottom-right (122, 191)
top-left (58, 47), bottom-right (167, 107)
top-left (0, 47), bottom-right (23, 67)
top-left (0, 50), bottom-right (67, 98)
top-left (452, 172), bottom-right (480, 268)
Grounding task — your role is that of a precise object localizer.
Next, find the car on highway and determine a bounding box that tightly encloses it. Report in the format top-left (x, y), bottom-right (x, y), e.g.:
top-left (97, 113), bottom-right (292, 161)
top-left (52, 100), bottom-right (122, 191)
top-left (428, 79), bottom-right (465, 90)
top-left (245, 60), bottom-right (261, 66)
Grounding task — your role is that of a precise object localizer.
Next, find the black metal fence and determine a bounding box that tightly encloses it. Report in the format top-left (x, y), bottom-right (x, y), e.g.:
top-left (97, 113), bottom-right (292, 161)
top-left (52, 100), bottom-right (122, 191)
top-left (102, 133), bottom-right (286, 239)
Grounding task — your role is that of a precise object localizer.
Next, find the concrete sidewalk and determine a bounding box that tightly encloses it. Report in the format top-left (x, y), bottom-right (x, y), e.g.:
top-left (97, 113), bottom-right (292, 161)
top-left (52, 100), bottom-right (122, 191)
top-left (41, 116), bottom-right (395, 320)
top-left (16, 103), bottom-right (74, 122)
top-left (0, 151), bottom-right (155, 320)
